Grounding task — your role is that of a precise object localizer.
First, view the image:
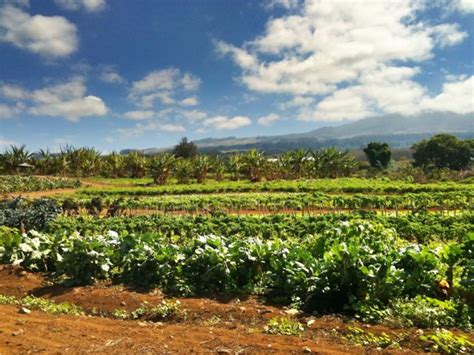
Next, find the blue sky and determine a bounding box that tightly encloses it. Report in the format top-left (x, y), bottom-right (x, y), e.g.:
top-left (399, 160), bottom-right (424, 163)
top-left (0, 0), bottom-right (473, 152)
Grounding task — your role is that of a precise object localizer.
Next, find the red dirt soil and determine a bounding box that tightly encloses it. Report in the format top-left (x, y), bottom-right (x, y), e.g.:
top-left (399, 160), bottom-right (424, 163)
top-left (0, 265), bottom-right (450, 354)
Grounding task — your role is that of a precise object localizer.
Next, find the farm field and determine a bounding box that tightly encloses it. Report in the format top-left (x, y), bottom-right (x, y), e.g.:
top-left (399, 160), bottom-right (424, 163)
top-left (0, 174), bottom-right (473, 353)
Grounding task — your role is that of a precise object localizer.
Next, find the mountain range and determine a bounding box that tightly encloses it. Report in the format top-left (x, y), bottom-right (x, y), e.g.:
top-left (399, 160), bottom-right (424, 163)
top-left (123, 112), bottom-right (474, 155)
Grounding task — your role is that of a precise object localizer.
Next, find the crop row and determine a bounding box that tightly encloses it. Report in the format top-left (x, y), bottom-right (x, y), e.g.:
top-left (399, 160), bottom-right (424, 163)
top-left (70, 191), bottom-right (473, 212)
top-left (0, 220), bottom-right (472, 326)
top-left (47, 213), bottom-right (474, 243)
top-left (77, 178), bottom-right (474, 196)
top-left (0, 175), bottom-right (80, 193)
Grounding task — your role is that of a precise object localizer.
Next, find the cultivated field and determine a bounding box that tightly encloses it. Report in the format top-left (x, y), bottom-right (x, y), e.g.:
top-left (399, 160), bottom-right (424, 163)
top-left (0, 175), bottom-right (473, 353)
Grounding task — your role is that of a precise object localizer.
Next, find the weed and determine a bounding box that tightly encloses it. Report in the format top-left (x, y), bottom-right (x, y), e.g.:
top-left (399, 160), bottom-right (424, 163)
top-left (420, 329), bottom-right (474, 354)
top-left (264, 317), bottom-right (304, 336)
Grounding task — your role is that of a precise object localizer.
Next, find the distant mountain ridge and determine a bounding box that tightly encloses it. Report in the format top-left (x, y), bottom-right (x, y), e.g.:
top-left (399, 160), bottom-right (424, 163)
top-left (121, 112), bottom-right (474, 155)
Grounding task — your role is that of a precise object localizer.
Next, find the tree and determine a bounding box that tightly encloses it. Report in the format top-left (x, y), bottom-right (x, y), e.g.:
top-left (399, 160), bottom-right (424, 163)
top-left (173, 137), bottom-right (197, 159)
top-left (363, 142), bottom-right (392, 169)
top-left (174, 159), bottom-right (193, 184)
top-left (125, 151), bottom-right (147, 178)
top-left (148, 153), bottom-right (176, 185)
top-left (412, 134), bottom-right (472, 171)
top-left (243, 149), bottom-right (267, 182)
top-left (193, 155), bottom-right (211, 183)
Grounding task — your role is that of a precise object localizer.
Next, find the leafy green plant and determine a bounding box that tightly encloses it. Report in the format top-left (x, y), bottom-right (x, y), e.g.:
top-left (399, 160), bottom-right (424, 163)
top-left (420, 329), bottom-right (473, 354)
top-left (344, 326), bottom-right (399, 349)
top-left (264, 317), bottom-right (304, 336)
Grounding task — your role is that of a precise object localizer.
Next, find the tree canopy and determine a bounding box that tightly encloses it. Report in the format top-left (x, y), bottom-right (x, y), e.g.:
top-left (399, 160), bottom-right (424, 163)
top-left (363, 142), bottom-right (392, 169)
top-left (173, 137), bottom-right (197, 159)
top-left (411, 134), bottom-right (472, 171)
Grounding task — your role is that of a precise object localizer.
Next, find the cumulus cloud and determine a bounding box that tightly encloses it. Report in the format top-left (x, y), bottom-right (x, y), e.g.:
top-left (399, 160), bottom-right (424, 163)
top-left (100, 69), bottom-right (125, 84)
top-left (54, 0), bottom-right (106, 12)
top-left (129, 68), bottom-right (201, 109)
top-left (30, 95), bottom-right (107, 121)
top-left (181, 97), bottom-right (199, 106)
top-left (257, 113), bottom-right (281, 126)
top-left (118, 121), bottom-right (185, 137)
top-left (203, 115), bottom-right (251, 130)
top-left (452, 0), bottom-right (474, 13)
top-left (217, 0), bottom-right (471, 121)
top-left (264, 0), bottom-right (300, 10)
top-left (0, 84), bottom-right (29, 100)
top-left (0, 77), bottom-right (108, 121)
top-left (0, 103), bottom-right (22, 119)
top-left (0, 5), bottom-right (78, 58)
top-left (180, 109), bottom-right (208, 122)
top-left (123, 110), bottom-right (155, 120)
top-left (422, 76), bottom-right (474, 114)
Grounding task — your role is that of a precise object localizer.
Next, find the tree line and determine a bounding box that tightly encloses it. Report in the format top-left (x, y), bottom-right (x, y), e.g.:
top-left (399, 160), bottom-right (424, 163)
top-left (0, 134), bottom-right (471, 184)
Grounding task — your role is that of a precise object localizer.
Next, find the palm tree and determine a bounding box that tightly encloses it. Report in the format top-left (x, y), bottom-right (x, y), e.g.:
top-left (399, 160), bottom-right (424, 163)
top-left (35, 149), bottom-right (55, 175)
top-left (243, 149), bottom-right (266, 182)
top-left (193, 155), bottom-right (211, 183)
top-left (212, 156), bottom-right (226, 182)
top-left (2, 145), bottom-right (33, 173)
top-left (174, 158), bottom-right (193, 184)
top-left (148, 153), bottom-right (176, 185)
top-left (228, 154), bottom-right (244, 181)
top-left (125, 151), bottom-right (147, 178)
top-left (104, 151), bottom-right (125, 178)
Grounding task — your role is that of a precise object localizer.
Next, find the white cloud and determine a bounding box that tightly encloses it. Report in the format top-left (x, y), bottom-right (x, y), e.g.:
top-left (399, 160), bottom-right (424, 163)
top-left (278, 96), bottom-right (314, 110)
top-left (0, 103), bottom-right (22, 119)
top-left (123, 110), bottom-right (154, 120)
top-left (422, 76), bottom-right (474, 114)
top-left (0, 84), bottom-right (29, 100)
top-left (54, 0), bottom-right (106, 12)
top-left (452, 0), bottom-right (474, 13)
top-left (118, 121), bottom-right (185, 137)
top-left (203, 115), bottom-right (251, 130)
top-left (181, 97), bottom-right (199, 106)
top-left (159, 123), bottom-right (186, 133)
top-left (257, 113), bottom-right (281, 126)
top-left (0, 5), bottom-right (78, 58)
top-left (0, 77), bottom-right (108, 121)
top-left (217, 0), bottom-right (471, 121)
top-left (264, 0), bottom-right (300, 10)
top-left (180, 109), bottom-right (208, 122)
top-left (100, 69), bottom-right (125, 84)
top-left (30, 95), bottom-right (108, 122)
top-left (129, 68), bottom-right (201, 109)
top-left (431, 24), bottom-right (467, 48)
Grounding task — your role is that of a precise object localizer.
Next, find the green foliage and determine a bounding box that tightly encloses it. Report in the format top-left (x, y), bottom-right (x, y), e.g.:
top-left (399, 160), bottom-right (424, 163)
top-left (0, 294), bottom-right (83, 316)
top-left (420, 329), bottom-right (474, 354)
top-left (2, 220), bottom-right (472, 322)
top-left (364, 142), bottom-right (392, 169)
top-left (0, 175), bottom-right (80, 193)
top-left (0, 198), bottom-right (61, 231)
top-left (412, 134), bottom-right (472, 171)
top-left (173, 137), bottom-right (197, 159)
top-left (148, 153), bottom-right (176, 185)
top-left (264, 317), bottom-right (304, 336)
top-left (344, 326), bottom-right (398, 349)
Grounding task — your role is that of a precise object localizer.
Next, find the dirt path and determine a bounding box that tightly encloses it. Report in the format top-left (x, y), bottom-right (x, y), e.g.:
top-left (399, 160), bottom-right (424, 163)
top-left (0, 265), bottom-right (435, 354)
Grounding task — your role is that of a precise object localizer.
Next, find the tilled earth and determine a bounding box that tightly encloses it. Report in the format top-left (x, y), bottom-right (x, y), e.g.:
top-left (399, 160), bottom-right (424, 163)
top-left (0, 265), bottom-right (471, 354)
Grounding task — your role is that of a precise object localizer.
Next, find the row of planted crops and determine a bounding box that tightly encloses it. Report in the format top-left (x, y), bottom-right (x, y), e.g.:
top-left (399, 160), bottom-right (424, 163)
top-left (0, 176), bottom-right (473, 333)
top-left (1, 214), bottom-right (472, 329)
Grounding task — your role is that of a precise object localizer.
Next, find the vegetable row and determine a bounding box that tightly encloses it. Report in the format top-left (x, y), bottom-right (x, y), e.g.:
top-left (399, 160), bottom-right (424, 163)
top-left (0, 175), bottom-right (80, 193)
top-left (47, 213), bottom-right (474, 243)
top-left (1, 220), bottom-right (472, 325)
top-left (71, 191), bottom-right (473, 212)
top-left (78, 177), bottom-right (474, 196)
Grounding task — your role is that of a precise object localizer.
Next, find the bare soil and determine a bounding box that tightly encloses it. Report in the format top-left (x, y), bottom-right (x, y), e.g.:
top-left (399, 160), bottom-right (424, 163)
top-left (1, 265), bottom-right (467, 354)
